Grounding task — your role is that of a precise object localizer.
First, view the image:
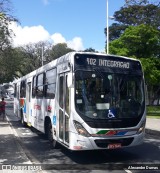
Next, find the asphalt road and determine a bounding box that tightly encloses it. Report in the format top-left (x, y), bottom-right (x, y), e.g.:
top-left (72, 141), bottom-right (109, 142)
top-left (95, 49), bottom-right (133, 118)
top-left (4, 102), bottom-right (160, 173)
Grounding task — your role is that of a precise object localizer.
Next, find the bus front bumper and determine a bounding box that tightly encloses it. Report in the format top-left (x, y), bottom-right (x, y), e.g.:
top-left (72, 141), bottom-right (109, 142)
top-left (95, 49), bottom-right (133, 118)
top-left (69, 132), bottom-right (145, 151)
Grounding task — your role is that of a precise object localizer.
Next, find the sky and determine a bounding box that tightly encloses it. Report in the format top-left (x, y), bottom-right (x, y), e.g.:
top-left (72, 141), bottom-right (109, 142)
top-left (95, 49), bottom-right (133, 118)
top-left (10, 0), bottom-right (126, 52)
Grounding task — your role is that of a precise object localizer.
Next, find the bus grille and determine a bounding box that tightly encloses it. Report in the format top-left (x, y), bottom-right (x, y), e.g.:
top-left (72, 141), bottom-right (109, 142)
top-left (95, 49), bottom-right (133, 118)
top-left (94, 137), bottom-right (134, 148)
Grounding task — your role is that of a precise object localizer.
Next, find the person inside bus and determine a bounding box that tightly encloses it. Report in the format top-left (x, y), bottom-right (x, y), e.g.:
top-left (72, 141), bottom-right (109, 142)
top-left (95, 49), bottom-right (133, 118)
top-left (104, 88), bottom-right (111, 103)
top-left (0, 97), bottom-right (6, 120)
top-left (88, 81), bottom-right (97, 105)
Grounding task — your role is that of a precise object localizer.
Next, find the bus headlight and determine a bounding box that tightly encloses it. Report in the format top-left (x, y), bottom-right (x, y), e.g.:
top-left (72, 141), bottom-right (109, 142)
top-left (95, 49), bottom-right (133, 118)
top-left (73, 121), bottom-right (91, 137)
top-left (137, 121), bottom-right (146, 134)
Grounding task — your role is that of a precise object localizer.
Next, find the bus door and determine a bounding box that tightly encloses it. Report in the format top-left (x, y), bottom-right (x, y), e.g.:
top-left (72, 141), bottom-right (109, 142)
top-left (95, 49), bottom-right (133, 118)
top-left (58, 73), bottom-right (69, 145)
top-left (26, 82), bottom-right (31, 125)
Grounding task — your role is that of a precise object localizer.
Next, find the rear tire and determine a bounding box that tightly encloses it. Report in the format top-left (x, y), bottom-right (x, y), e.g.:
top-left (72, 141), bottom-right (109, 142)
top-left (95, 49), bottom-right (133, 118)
top-left (47, 121), bottom-right (57, 149)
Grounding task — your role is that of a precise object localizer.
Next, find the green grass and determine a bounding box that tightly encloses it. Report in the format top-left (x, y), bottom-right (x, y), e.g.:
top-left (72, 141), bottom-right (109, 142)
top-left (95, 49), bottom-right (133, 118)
top-left (147, 115), bottom-right (160, 119)
top-left (147, 105), bottom-right (160, 118)
top-left (147, 105), bottom-right (160, 112)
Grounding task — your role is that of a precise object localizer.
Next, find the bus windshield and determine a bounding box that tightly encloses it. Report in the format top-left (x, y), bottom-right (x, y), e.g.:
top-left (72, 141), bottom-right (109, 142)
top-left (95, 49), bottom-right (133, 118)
top-left (75, 70), bottom-right (145, 119)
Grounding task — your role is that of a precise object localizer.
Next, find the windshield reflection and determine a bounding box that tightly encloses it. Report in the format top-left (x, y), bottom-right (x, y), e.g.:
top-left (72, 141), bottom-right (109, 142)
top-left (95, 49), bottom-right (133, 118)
top-left (75, 70), bottom-right (144, 119)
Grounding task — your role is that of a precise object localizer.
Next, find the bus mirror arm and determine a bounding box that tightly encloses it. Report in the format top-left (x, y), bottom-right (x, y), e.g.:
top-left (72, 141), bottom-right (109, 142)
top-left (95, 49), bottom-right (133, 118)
top-left (67, 73), bottom-right (73, 88)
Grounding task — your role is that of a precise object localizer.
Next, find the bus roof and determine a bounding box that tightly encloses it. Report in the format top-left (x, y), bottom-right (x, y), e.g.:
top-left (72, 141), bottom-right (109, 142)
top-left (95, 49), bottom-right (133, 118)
top-left (13, 51), bottom-right (141, 83)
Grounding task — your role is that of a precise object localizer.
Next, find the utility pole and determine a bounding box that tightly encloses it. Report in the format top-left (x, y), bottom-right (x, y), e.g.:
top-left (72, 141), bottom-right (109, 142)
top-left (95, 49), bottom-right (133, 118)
top-left (106, 0), bottom-right (109, 54)
top-left (42, 46), bottom-right (44, 66)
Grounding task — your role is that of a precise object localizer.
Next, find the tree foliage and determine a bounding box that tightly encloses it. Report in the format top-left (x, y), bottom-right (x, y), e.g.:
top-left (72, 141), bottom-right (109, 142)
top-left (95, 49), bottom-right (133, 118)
top-left (141, 58), bottom-right (160, 104)
top-left (50, 43), bottom-right (73, 60)
top-left (107, 1), bottom-right (160, 42)
top-left (109, 24), bottom-right (160, 58)
top-left (125, 0), bottom-right (158, 6)
top-left (0, 0), bottom-right (18, 83)
top-left (10, 42), bottom-right (74, 79)
top-left (114, 4), bottom-right (160, 27)
top-left (0, 48), bottom-right (22, 83)
top-left (83, 47), bottom-right (98, 52)
top-left (0, 0), bottom-right (17, 52)
top-left (107, 1), bottom-right (160, 105)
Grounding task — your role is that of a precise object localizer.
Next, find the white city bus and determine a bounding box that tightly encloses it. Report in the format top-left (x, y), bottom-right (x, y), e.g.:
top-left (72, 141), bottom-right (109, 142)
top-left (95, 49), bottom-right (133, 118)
top-left (14, 52), bottom-right (146, 150)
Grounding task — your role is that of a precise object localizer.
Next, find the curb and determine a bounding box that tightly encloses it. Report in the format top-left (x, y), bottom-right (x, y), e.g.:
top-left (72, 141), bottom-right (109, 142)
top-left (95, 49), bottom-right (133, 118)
top-left (145, 128), bottom-right (160, 136)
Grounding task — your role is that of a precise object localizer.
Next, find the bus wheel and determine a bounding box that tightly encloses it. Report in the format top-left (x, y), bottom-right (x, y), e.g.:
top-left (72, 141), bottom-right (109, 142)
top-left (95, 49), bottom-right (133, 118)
top-left (47, 122), bottom-right (57, 149)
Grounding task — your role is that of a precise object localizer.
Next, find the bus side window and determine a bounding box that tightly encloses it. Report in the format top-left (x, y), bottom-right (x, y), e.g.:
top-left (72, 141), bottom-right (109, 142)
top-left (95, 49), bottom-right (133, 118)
top-left (37, 73), bottom-right (44, 98)
top-left (20, 80), bottom-right (26, 98)
top-left (45, 68), bottom-right (56, 99)
top-left (14, 83), bottom-right (17, 98)
top-left (32, 76), bottom-right (37, 98)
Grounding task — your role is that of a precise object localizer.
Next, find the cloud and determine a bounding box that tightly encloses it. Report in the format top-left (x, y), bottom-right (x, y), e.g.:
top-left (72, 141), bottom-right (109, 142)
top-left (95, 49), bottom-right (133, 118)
top-left (51, 33), bottom-right (84, 50)
top-left (9, 22), bottom-right (84, 51)
top-left (67, 37), bottom-right (84, 51)
top-left (51, 33), bottom-right (66, 44)
top-left (9, 22), bottom-right (50, 46)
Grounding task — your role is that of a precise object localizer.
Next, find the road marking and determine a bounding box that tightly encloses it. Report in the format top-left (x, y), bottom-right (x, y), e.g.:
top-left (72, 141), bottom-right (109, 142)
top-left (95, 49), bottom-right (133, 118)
top-left (18, 127), bottom-right (27, 130)
top-left (22, 132), bottom-right (34, 135)
top-left (124, 168), bottom-right (133, 173)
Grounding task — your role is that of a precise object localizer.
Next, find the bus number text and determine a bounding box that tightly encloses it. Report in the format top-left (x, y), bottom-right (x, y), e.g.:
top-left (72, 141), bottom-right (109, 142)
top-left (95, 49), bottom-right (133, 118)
top-left (87, 58), bottom-right (96, 66)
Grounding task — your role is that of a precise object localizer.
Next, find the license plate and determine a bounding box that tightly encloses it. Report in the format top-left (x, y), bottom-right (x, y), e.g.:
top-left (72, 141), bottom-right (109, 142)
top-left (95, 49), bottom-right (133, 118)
top-left (108, 143), bottom-right (121, 149)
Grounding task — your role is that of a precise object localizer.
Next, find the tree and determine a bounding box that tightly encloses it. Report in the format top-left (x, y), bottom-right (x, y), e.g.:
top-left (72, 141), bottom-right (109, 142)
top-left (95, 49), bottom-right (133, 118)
top-left (141, 58), bottom-right (160, 105)
top-left (105, 8), bottom-right (160, 106)
top-left (50, 43), bottom-right (73, 60)
top-left (0, 0), bottom-right (18, 83)
top-left (83, 47), bottom-right (98, 52)
top-left (105, 23), bottom-right (127, 41)
top-left (108, 39), bottom-right (128, 57)
top-left (2, 42), bottom-right (74, 81)
top-left (109, 24), bottom-right (160, 58)
top-left (114, 4), bottom-right (160, 27)
top-left (0, 47), bottom-right (24, 82)
top-left (106, 2), bottom-right (160, 43)
top-left (14, 42), bottom-right (52, 77)
top-left (124, 0), bottom-right (158, 6)
top-left (0, 0), bottom-right (17, 52)
top-left (109, 24), bottom-right (160, 105)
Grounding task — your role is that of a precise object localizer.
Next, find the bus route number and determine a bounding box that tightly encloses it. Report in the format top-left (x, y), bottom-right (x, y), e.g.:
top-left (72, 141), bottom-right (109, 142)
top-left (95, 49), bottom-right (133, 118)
top-left (87, 58), bottom-right (96, 66)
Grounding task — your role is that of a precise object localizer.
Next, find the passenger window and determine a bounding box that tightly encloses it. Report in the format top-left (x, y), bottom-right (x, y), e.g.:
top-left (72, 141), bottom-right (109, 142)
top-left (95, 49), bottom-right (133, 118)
top-left (20, 80), bottom-right (26, 98)
top-left (32, 76), bottom-right (37, 98)
top-left (45, 68), bottom-right (57, 99)
top-left (37, 73), bottom-right (44, 98)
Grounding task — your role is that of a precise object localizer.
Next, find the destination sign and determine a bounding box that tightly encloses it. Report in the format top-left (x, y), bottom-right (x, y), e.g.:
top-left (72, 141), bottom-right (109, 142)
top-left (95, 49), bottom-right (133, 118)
top-left (74, 53), bottom-right (142, 73)
top-left (86, 58), bottom-right (130, 69)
